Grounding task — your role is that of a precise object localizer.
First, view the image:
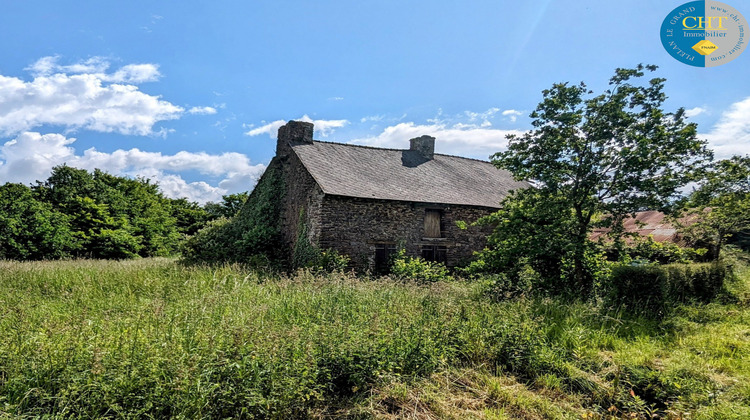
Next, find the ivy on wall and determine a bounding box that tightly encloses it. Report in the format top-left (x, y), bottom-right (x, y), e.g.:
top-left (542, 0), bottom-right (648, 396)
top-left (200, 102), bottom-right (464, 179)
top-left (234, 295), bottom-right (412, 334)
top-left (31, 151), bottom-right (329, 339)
top-left (292, 207), bottom-right (318, 268)
top-left (181, 162), bottom-right (285, 265)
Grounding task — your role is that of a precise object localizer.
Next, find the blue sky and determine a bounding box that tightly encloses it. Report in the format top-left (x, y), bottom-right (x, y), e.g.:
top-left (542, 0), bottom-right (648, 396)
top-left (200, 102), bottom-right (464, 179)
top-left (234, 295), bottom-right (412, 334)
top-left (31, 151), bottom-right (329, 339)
top-left (1, 0), bottom-right (748, 202)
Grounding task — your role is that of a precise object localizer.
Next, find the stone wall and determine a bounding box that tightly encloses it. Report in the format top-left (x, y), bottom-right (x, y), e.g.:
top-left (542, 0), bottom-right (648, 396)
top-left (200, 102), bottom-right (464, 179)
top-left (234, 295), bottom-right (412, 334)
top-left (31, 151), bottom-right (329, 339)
top-left (271, 120), bottom-right (500, 270)
top-left (317, 195), bottom-right (494, 270)
top-left (276, 151), bottom-right (324, 259)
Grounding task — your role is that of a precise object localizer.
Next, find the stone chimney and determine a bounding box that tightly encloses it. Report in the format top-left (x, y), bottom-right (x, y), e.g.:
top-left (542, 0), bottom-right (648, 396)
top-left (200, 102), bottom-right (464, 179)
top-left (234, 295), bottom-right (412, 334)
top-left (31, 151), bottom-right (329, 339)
top-left (409, 135), bottom-right (435, 160)
top-left (276, 120), bottom-right (314, 156)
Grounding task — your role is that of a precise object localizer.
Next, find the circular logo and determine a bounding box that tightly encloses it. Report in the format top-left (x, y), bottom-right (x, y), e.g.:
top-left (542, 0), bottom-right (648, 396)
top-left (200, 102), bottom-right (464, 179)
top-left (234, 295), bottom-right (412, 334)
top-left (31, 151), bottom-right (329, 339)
top-left (660, 1), bottom-right (747, 67)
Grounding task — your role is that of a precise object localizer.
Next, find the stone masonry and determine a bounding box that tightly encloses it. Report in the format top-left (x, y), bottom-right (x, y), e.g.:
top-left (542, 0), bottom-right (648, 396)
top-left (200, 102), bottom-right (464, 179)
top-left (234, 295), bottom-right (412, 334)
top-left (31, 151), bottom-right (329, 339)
top-left (265, 120), bottom-right (527, 271)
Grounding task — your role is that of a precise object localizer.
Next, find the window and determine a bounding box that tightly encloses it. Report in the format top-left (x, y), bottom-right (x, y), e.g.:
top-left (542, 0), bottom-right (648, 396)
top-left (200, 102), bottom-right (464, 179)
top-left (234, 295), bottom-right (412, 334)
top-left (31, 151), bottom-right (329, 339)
top-left (374, 244), bottom-right (397, 274)
top-left (421, 245), bottom-right (447, 264)
top-left (424, 210), bottom-right (442, 238)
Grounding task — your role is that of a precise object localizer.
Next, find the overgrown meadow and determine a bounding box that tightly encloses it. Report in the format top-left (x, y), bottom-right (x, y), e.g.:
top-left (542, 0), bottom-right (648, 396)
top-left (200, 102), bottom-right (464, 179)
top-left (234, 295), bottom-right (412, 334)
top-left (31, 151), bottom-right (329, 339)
top-left (1, 258), bottom-right (749, 419)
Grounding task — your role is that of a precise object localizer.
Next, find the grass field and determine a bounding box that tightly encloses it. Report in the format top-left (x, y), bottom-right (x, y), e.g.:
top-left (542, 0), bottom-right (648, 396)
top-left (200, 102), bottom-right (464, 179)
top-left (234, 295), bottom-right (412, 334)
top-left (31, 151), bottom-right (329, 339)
top-left (1, 258), bottom-right (749, 419)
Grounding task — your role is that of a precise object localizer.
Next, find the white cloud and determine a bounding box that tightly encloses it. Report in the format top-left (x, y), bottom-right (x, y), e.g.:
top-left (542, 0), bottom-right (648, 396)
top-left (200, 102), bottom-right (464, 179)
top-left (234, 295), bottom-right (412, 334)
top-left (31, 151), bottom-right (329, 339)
top-left (25, 56), bottom-right (158, 81)
top-left (501, 109), bottom-right (523, 122)
top-left (25, 56), bottom-right (61, 76)
top-left (244, 108), bottom-right (521, 159)
top-left (350, 121), bottom-right (524, 160)
top-left (360, 114), bottom-right (385, 123)
top-left (0, 132), bottom-right (265, 203)
top-left (188, 106), bottom-right (218, 115)
top-left (0, 56), bottom-right (221, 138)
top-left (0, 132), bottom-right (76, 184)
top-left (685, 107), bottom-right (706, 118)
top-left (106, 63), bottom-right (161, 83)
top-left (245, 114), bottom-right (349, 138)
top-left (0, 73), bottom-right (182, 136)
top-left (702, 97), bottom-right (750, 158)
top-left (430, 107), bottom-right (514, 129)
top-left (245, 120), bottom-right (286, 138)
top-left (26, 56), bottom-right (109, 76)
top-left (465, 107), bottom-right (500, 122)
top-left (133, 170), bottom-right (227, 204)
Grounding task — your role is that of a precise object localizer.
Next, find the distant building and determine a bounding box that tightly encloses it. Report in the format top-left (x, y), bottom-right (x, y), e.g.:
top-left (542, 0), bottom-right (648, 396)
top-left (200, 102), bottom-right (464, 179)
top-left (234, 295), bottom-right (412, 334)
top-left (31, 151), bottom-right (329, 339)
top-left (590, 210), bottom-right (700, 245)
top-left (265, 120), bottom-right (527, 271)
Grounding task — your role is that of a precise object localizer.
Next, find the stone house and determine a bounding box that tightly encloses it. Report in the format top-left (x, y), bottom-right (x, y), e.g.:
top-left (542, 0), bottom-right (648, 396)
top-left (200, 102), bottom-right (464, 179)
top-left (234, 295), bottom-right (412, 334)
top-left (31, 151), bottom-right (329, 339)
top-left (266, 120), bottom-right (528, 271)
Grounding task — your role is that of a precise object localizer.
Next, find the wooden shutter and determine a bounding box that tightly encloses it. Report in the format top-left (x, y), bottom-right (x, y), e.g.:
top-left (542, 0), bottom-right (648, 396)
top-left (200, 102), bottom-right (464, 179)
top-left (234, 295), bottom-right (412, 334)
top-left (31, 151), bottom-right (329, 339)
top-left (424, 210), bottom-right (441, 238)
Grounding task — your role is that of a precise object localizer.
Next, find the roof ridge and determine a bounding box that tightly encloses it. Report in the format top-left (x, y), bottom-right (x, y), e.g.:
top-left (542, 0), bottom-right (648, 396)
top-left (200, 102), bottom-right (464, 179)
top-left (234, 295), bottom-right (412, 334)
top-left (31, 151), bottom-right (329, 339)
top-left (308, 139), bottom-right (494, 164)
top-left (291, 139), bottom-right (528, 208)
top-left (310, 139), bottom-right (405, 153)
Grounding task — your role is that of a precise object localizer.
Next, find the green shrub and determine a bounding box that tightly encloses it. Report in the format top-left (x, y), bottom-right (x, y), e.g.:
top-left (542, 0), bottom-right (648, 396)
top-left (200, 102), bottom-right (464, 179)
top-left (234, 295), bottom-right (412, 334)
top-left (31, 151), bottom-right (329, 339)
top-left (179, 218), bottom-right (233, 264)
top-left (484, 265), bottom-right (536, 301)
top-left (314, 249), bottom-right (351, 272)
top-left (608, 236), bottom-right (708, 264)
top-left (0, 183), bottom-right (76, 260)
top-left (664, 262), bottom-right (729, 302)
top-left (294, 247), bottom-right (351, 273)
top-left (180, 163), bottom-right (285, 266)
top-left (606, 262), bottom-right (730, 313)
top-left (488, 319), bottom-right (565, 380)
top-left (390, 249), bottom-right (452, 283)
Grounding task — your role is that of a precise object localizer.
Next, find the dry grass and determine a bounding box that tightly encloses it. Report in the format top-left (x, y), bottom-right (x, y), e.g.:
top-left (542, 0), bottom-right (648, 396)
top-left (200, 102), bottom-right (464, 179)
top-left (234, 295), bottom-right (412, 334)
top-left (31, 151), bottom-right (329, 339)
top-left (365, 369), bottom-right (585, 420)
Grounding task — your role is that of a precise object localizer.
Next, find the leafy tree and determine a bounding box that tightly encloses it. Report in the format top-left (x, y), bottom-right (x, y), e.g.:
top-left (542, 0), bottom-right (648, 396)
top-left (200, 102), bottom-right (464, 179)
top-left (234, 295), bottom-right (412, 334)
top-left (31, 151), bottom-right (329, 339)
top-left (169, 198), bottom-right (211, 236)
top-left (34, 165), bottom-right (97, 213)
top-left (181, 165), bottom-right (283, 265)
top-left (0, 183), bottom-right (75, 260)
top-left (492, 65), bottom-right (711, 293)
top-left (204, 192), bottom-right (249, 219)
top-left (65, 196), bottom-right (140, 259)
top-left (679, 155), bottom-right (750, 259)
top-left (33, 165), bottom-right (181, 259)
top-left (469, 189), bottom-right (574, 292)
top-left (91, 170), bottom-right (179, 256)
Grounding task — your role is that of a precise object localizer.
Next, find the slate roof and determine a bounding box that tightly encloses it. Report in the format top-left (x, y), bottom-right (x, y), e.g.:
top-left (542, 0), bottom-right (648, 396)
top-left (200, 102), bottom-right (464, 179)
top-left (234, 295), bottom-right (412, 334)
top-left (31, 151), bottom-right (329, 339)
top-left (290, 141), bottom-right (528, 208)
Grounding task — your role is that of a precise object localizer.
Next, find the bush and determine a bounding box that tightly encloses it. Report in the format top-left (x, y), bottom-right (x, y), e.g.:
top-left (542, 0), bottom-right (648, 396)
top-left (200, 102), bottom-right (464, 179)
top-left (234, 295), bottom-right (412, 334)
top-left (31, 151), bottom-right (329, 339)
top-left (484, 265), bottom-right (536, 301)
top-left (488, 319), bottom-right (565, 380)
top-left (469, 245), bottom-right (610, 298)
top-left (179, 218), bottom-right (233, 264)
top-left (180, 163), bottom-right (285, 266)
top-left (314, 249), bottom-right (351, 272)
top-left (390, 249), bottom-right (452, 283)
top-left (294, 247), bottom-right (351, 273)
top-left (664, 262), bottom-right (729, 302)
top-left (606, 236), bottom-right (708, 264)
top-left (606, 262), bottom-right (730, 313)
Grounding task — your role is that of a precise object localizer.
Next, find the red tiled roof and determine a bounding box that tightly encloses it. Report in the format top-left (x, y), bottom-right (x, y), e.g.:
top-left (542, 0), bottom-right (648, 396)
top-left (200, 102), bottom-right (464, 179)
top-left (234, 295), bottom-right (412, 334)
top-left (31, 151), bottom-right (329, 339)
top-left (590, 210), bottom-right (702, 245)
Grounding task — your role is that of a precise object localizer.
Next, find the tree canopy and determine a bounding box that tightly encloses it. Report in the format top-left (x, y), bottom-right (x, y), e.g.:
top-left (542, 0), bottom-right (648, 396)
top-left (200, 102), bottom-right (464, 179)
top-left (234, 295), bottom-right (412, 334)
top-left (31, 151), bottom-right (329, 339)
top-left (679, 155), bottom-right (750, 258)
top-left (0, 165), bottom-right (247, 261)
top-left (490, 65), bottom-right (712, 292)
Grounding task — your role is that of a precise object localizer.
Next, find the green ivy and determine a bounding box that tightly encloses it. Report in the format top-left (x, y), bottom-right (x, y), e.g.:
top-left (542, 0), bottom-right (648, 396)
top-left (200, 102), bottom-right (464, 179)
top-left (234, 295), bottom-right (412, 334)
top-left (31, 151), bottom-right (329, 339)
top-left (181, 162), bottom-right (286, 265)
top-left (292, 208), bottom-right (318, 268)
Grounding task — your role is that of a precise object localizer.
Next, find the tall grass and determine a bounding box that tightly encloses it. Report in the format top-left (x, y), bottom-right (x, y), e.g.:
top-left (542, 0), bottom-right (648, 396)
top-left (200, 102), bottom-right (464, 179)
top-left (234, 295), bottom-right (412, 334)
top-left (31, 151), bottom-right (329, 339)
top-left (1, 258), bottom-right (749, 418)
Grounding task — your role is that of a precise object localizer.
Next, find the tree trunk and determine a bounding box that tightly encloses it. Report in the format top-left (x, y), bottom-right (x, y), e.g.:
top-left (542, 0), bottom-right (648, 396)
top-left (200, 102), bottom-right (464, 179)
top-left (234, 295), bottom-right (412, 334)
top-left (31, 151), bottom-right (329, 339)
top-left (714, 236), bottom-right (723, 260)
top-left (573, 207), bottom-right (592, 296)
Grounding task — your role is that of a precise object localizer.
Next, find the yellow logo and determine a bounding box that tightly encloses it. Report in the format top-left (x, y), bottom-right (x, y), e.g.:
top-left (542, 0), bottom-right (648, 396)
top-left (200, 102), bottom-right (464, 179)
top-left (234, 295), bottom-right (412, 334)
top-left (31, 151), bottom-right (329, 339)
top-left (682, 16), bottom-right (728, 30)
top-left (692, 40), bottom-right (718, 55)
